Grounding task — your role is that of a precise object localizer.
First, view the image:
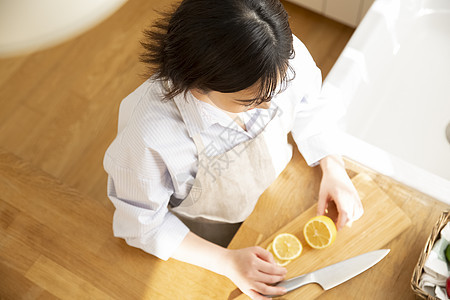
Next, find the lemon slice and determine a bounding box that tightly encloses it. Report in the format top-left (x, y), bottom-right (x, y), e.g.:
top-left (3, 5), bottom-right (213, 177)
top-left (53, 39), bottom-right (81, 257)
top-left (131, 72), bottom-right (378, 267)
top-left (272, 233), bottom-right (302, 260)
top-left (266, 242), bottom-right (291, 267)
top-left (303, 215), bottom-right (337, 249)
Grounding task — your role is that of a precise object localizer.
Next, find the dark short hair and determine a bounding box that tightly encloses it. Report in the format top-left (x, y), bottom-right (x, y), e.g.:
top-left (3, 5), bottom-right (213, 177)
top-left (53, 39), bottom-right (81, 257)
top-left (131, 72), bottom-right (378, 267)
top-left (140, 0), bottom-right (295, 105)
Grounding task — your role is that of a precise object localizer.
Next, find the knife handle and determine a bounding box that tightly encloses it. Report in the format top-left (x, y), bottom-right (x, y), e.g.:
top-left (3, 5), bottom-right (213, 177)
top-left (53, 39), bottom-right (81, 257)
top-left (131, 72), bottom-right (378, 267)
top-left (263, 273), bottom-right (316, 298)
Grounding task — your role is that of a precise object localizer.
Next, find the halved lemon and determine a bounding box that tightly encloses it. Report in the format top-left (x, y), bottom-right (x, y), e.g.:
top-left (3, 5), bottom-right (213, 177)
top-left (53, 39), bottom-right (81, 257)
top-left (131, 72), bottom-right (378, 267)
top-left (303, 215), bottom-right (337, 249)
top-left (266, 242), bottom-right (291, 266)
top-left (272, 233), bottom-right (302, 260)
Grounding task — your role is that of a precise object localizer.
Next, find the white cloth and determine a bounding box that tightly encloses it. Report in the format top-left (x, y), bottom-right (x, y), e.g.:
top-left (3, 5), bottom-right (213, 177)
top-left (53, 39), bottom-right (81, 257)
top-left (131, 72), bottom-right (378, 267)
top-left (424, 239), bottom-right (449, 278)
top-left (419, 222), bottom-right (450, 299)
top-left (103, 35), bottom-right (345, 260)
top-left (419, 273), bottom-right (448, 300)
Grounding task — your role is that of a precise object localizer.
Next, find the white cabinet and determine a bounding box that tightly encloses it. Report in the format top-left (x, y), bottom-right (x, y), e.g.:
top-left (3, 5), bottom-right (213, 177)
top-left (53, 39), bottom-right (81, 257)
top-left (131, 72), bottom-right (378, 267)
top-left (324, 0), bottom-right (361, 27)
top-left (286, 0), bottom-right (376, 28)
top-left (286, 0), bottom-right (325, 14)
top-left (360, 0), bottom-right (377, 20)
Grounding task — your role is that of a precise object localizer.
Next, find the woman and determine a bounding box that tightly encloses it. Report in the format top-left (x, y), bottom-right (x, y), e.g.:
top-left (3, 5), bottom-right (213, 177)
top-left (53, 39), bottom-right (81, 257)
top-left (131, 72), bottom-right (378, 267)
top-left (103, 0), bottom-right (363, 298)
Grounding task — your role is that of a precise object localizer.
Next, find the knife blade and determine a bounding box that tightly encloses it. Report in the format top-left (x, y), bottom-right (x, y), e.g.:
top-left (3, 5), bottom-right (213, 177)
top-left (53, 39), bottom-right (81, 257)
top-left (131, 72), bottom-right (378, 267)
top-left (264, 249), bottom-right (390, 297)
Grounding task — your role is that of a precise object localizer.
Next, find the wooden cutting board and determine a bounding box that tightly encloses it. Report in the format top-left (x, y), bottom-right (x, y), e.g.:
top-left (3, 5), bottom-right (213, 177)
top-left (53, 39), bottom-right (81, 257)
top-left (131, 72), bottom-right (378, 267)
top-left (232, 173), bottom-right (412, 299)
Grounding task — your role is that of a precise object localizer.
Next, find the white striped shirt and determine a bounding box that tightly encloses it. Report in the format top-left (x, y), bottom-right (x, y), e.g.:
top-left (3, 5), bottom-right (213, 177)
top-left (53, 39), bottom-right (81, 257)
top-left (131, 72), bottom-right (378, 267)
top-left (103, 35), bottom-right (344, 260)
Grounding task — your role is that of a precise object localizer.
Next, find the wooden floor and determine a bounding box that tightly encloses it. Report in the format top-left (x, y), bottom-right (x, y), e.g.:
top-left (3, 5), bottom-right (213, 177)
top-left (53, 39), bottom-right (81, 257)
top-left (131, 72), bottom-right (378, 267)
top-left (3, 0), bottom-right (446, 299)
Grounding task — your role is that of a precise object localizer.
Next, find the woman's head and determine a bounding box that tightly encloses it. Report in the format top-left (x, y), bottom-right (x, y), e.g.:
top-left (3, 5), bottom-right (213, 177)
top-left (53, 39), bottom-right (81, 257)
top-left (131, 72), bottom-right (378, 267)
top-left (141, 0), bottom-right (295, 107)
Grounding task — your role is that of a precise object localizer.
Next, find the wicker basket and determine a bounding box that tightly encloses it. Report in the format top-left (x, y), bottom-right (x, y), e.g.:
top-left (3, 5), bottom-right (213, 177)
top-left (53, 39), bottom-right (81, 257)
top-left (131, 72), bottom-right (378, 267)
top-left (411, 210), bottom-right (450, 299)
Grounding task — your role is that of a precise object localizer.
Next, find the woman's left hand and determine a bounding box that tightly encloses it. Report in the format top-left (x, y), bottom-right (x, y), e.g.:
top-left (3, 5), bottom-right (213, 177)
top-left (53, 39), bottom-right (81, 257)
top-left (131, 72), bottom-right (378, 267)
top-left (317, 155), bottom-right (364, 231)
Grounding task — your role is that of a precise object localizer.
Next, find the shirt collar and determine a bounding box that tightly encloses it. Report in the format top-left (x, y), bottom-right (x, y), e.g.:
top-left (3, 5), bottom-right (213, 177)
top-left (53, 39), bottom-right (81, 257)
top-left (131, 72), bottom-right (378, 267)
top-left (174, 91), bottom-right (258, 137)
top-left (173, 91), bottom-right (207, 138)
top-left (197, 100), bottom-right (245, 131)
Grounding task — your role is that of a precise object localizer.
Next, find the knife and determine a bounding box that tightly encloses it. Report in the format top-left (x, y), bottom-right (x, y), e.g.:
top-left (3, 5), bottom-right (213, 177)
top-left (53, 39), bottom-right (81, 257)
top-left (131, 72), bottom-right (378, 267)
top-left (264, 249), bottom-right (390, 297)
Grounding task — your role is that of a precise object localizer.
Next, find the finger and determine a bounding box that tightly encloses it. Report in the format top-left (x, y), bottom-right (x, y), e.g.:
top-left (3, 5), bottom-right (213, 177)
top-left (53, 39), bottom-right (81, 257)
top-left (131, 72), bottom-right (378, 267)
top-left (253, 282), bottom-right (287, 297)
top-left (253, 247), bottom-right (286, 275)
top-left (265, 250), bottom-right (276, 265)
top-left (348, 198), bottom-right (363, 223)
top-left (253, 270), bottom-right (285, 285)
top-left (336, 211), bottom-right (348, 231)
top-left (346, 220), bottom-right (353, 228)
top-left (256, 258), bottom-right (287, 276)
top-left (317, 191), bottom-right (328, 215)
top-left (347, 203), bottom-right (356, 225)
top-left (267, 254), bottom-right (275, 265)
top-left (355, 202), bottom-right (364, 220)
top-left (253, 246), bottom-right (273, 263)
top-left (247, 289), bottom-right (269, 300)
top-left (350, 188), bottom-right (364, 221)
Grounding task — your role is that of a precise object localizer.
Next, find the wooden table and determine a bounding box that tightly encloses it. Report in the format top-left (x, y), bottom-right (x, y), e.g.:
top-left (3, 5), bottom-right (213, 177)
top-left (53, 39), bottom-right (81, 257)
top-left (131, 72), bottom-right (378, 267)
top-left (0, 141), bottom-right (448, 299)
top-left (227, 138), bottom-right (449, 299)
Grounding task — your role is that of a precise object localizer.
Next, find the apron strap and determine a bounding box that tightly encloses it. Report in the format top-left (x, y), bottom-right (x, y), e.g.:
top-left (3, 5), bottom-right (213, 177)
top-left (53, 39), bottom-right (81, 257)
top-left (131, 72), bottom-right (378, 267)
top-left (191, 134), bottom-right (206, 156)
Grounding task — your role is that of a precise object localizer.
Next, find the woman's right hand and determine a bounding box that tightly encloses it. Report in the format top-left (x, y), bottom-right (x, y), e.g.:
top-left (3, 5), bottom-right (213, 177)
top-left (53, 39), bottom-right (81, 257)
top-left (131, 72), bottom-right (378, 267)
top-left (222, 246), bottom-right (288, 299)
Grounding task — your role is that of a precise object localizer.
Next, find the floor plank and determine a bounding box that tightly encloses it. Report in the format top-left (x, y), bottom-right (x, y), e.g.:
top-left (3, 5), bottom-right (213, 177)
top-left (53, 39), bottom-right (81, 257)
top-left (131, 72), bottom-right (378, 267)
top-left (0, 260), bottom-right (55, 300)
top-left (25, 256), bottom-right (112, 300)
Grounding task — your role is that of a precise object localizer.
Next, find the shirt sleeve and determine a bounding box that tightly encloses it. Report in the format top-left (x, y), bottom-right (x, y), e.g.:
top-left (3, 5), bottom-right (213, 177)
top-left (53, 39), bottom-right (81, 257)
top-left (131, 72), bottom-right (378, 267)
top-left (103, 147), bottom-right (189, 261)
top-left (289, 35), bottom-right (346, 167)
